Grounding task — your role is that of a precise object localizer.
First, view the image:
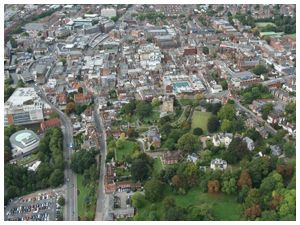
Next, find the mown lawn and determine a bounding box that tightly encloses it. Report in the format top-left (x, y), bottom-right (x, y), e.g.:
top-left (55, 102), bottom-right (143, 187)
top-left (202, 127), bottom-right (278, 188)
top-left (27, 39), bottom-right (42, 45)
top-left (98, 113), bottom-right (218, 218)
top-left (77, 175), bottom-right (96, 221)
top-left (255, 22), bottom-right (276, 28)
top-left (179, 98), bottom-right (199, 106)
top-left (191, 111), bottom-right (212, 133)
top-left (115, 140), bottom-right (139, 161)
top-left (135, 186), bottom-right (242, 221)
top-left (152, 157), bottom-right (163, 177)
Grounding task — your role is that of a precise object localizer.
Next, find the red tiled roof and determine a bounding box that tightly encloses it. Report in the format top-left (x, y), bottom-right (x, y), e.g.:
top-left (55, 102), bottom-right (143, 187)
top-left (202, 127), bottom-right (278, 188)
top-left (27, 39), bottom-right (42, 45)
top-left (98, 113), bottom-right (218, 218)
top-left (105, 183), bottom-right (117, 193)
top-left (40, 118), bottom-right (61, 131)
top-left (74, 93), bottom-right (92, 103)
top-left (57, 93), bottom-right (67, 104)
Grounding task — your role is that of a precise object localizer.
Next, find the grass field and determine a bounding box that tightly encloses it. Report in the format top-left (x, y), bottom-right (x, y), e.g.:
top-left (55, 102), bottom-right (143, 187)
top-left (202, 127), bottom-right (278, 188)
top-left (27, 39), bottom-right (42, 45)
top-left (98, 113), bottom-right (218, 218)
top-left (174, 188), bottom-right (242, 220)
top-left (191, 111), bottom-right (212, 133)
top-left (134, 186), bottom-right (242, 221)
top-left (152, 157), bottom-right (163, 176)
top-left (179, 98), bottom-right (199, 106)
top-left (77, 175), bottom-right (96, 221)
top-left (115, 140), bottom-right (139, 161)
top-left (255, 22), bottom-right (276, 28)
top-left (260, 31), bottom-right (284, 38)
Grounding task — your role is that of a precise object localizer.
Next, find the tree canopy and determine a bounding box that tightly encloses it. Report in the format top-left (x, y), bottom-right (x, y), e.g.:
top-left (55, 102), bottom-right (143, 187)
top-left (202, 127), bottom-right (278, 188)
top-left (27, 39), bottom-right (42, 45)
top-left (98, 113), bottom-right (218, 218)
top-left (177, 133), bottom-right (201, 153)
top-left (144, 179), bottom-right (164, 202)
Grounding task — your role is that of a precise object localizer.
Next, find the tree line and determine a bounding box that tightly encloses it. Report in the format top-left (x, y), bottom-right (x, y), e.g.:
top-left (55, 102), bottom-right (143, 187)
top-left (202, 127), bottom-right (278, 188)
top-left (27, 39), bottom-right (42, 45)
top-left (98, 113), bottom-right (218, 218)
top-left (5, 127), bottom-right (65, 205)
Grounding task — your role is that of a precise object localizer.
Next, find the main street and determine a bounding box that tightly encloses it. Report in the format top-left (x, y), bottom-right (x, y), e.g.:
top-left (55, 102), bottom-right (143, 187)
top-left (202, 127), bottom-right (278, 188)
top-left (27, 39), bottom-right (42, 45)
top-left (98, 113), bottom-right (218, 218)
top-left (34, 85), bottom-right (77, 221)
top-left (93, 97), bottom-right (109, 221)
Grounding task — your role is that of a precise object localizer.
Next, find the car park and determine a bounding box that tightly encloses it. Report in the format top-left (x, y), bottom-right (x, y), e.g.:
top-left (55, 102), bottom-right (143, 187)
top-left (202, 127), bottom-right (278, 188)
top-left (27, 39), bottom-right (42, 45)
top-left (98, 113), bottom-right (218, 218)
top-left (5, 192), bottom-right (58, 221)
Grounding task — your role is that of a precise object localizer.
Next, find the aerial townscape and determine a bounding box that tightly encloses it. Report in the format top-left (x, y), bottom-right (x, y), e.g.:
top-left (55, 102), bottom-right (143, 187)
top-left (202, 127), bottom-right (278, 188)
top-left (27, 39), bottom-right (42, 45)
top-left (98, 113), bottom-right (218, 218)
top-left (3, 4), bottom-right (296, 221)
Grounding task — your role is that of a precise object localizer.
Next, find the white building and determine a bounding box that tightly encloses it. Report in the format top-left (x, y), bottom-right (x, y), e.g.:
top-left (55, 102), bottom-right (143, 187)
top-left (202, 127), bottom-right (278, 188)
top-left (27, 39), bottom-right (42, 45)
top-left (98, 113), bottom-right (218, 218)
top-left (212, 133), bottom-right (233, 148)
top-left (243, 137), bottom-right (255, 151)
top-left (137, 43), bottom-right (163, 70)
top-left (187, 154), bottom-right (198, 164)
top-left (211, 84), bottom-right (223, 93)
top-left (4, 88), bottom-right (44, 126)
top-left (270, 145), bottom-right (282, 156)
top-left (47, 79), bottom-right (57, 89)
top-left (210, 158), bottom-right (227, 171)
top-left (9, 129), bottom-right (40, 158)
top-left (28, 161), bottom-right (42, 171)
top-left (101, 8), bottom-right (116, 18)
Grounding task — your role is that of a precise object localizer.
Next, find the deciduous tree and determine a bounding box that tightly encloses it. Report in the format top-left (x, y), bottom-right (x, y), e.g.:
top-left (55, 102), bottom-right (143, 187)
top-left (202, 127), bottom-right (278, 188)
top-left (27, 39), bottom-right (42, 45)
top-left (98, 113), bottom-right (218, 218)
top-left (207, 180), bottom-right (220, 193)
top-left (237, 170), bottom-right (252, 189)
top-left (131, 192), bottom-right (146, 209)
top-left (144, 179), bottom-right (164, 202)
top-left (177, 133), bottom-right (201, 153)
top-left (222, 178), bottom-right (237, 195)
top-left (244, 204), bottom-right (262, 220)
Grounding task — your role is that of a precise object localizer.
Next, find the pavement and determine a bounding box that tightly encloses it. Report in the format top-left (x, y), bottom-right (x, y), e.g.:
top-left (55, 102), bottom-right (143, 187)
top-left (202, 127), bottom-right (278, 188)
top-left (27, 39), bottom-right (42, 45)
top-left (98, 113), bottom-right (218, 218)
top-left (33, 85), bottom-right (77, 221)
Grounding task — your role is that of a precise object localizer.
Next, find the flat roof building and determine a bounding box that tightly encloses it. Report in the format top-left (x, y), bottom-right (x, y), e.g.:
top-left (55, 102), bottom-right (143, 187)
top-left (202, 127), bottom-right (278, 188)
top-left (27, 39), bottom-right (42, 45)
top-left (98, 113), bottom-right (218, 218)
top-left (101, 8), bottom-right (117, 18)
top-left (4, 88), bottom-right (44, 126)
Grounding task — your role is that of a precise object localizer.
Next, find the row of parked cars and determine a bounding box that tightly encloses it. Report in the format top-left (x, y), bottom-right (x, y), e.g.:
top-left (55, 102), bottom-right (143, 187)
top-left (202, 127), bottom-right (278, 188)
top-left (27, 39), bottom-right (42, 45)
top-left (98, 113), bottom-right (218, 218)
top-left (6, 212), bottom-right (50, 221)
top-left (7, 201), bottom-right (53, 216)
top-left (20, 194), bottom-right (51, 203)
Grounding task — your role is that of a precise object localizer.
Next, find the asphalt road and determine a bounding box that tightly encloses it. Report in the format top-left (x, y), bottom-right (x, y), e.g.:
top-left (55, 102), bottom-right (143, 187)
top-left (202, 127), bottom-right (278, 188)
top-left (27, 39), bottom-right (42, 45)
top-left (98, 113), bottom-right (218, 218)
top-left (233, 98), bottom-right (277, 135)
top-left (93, 97), bottom-right (109, 221)
top-left (34, 85), bottom-right (77, 221)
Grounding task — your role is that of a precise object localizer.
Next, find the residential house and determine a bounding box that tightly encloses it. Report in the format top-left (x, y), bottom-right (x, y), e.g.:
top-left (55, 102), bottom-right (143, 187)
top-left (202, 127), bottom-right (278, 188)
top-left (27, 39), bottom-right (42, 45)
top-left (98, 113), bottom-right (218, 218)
top-left (279, 118), bottom-right (296, 137)
top-left (249, 100), bottom-right (265, 116)
top-left (187, 153), bottom-right (198, 164)
top-left (267, 112), bottom-right (281, 125)
top-left (161, 150), bottom-right (182, 165)
top-left (210, 158), bottom-right (227, 171)
top-left (146, 127), bottom-right (161, 148)
top-left (74, 93), bottom-right (93, 105)
top-left (57, 93), bottom-right (67, 110)
top-left (245, 118), bottom-right (259, 129)
top-left (81, 107), bottom-right (93, 122)
top-left (271, 88), bottom-right (294, 103)
top-left (212, 133), bottom-right (233, 148)
top-left (270, 145), bottom-right (282, 156)
top-left (116, 181), bottom-right (142, 192)
top-left (105, 163), bottom-right (116, 194)
top-left (243, 137), bottom-right (255, 151)
top-left (256, 126), bottom-right (269, 139)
